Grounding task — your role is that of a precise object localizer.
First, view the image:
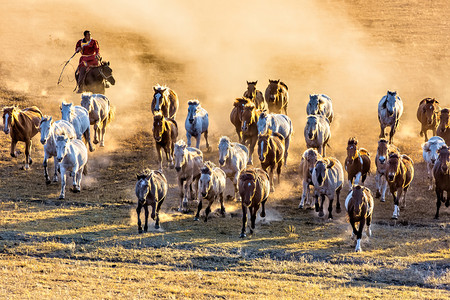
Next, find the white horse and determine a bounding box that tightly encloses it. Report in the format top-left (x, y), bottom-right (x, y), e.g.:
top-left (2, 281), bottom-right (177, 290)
top-left (422, 136), bottom-right (446, 190)
top-left (298, 148), bottom-right (322, 209)
top-left (304, 115), bottom-right (331, 156)
top-left (185, 100), bottom-right (210, 151)
top-left (378, 90), bottom-right (404, 144)
top-left (60, 102), bottom-right (94, 152)
top-left (80, 92), bottom-right (115, 147)
top-left (257, 111), bottom-right (292, 165)
top-left (195, 161), bottom-right (227, 222)
top-left (218, 136), bottom-right (249, 201)
top-left (39, 116), bottom-right (77, 185)
top-left (174, 140), bottom-right (204, 212)
top-left (306, 94), bottom-right (334, 123)
top-left (55, 135), bottom-right (88, 199)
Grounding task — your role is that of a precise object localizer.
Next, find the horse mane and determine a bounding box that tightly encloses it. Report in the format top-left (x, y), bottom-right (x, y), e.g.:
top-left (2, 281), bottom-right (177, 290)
top-left (153, 112), bottom-right (164, 121)
top-left (240, 169), bottom-right (258, 182)
top-left (187, 99), bottom-right (200, 106)
top-left (219, 136), bottom-right (231, 147)
top-left (201, 161), bottom-right (216, 175)
top-left (234, 97), bottom-right (250, 107)
top-left (136, 168), bottom-right (152, 180)
top-left (153, 84), bottom-right (168, 91)
top-left (56, 134), bottom-right (67, 142)
top-left (175, 139), bottom-right (186, 148)
top-left (167, 117), bottom-right (178, 129)
top-left (389, 152), bottom-right (400, 160)
top-left (40, 115), bottom-right (51, 125)
top-left (348, 137), bottom-right (358, 146)
top-left (247, 81), bottom-right (257, 85)
top-left (441, 108), bottom-right (449, 115)
top-left (401, 154), bottom-right (414, 164)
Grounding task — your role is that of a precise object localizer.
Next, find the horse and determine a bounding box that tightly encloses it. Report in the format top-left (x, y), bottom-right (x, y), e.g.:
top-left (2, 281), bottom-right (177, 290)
top-left (345, 137), bottom-right (371, 187)
top-left (345, 185), bottom-right (374, 252)
top-left (243, 81), bottom-right (266, 110)
top-left (304, 114), bottom-right (331, 156)
top-left (55, 135), bottom-right (88, 200)
top-left (257, 130), bottom-right (285, 192)
top-left (312, 157), bottom-right (344, 219)
top-left (422, 136), bottom-right (446, 190)
top-left (375, 138), bottom-right (400, 202)
top-left (135, 169), bottom-right (168, 232)
top-left (432, 145), bottom-right (450, 219)
top-left (298, 148), bottom-right (322, 209)
top-left (238, 168), bottom-right (270, 238)
top-left (306, 94), bottom-right (334, 124)
top-left (240, 102), bottom-right (261, 164)
top-left (39, 116), bottom-right (77, 184)
top-left (378, 90), bottom-right (403, 144)
top-left (174, 140), bottom-right (203, 212)
top-left (230, 97), bottom-right (251, 143)
top-left (195, 161), bottom-right (226, 222)
top-left (151, 84), bottom-right (179, 119)
top-left (417, 98), bottom-right (440, 142)
top-left (386, 153), bottom-right (414, 219)
top-left (77, 61), bottom-right (115, 94)
top-left (257, 111), bottom-right (292, 165)
top-left (218, 136), bottom-right (249, 202)
top-left (60, 102), bottom-right (94, 152)
top-left (2, 105), bottom-right (42, 170)
top-left (185, 100), bottom-right (211, 151)
top-left (80, 93), bottom-right (115, 147)
top-left (437, 108), bottom-right (450, 145)
top-left (265, 79), bottom-right (289, 114)
top-left (153, 112), bottom-right (178, 170)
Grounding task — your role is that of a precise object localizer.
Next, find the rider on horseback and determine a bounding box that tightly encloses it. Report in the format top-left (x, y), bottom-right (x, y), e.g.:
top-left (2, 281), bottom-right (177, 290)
top-left (75, 30), bottom-right (101, 93)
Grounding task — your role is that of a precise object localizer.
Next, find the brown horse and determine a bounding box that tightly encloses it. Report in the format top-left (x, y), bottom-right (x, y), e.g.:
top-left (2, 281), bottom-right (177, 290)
top-left (345, 137), bottom-right (371, 188)
top-left (417, 98), bottom-right (440, 142)
top-left (257, 130), bottom-right (285, 192)
top-left (387, 153), bottom-right (414, 219)
top-left (437, 108), bottom-right (450, 145)
top-left (238, 167), bottom-right (270, 238)
top-left (151, 84), bottom-right (179, 119)
top-left (375, 138), bottom-right (400, 202)
top-left (432, 145), bottom-right (450, 219)
top-left (153, 112), bottom-right (178, 170)
top-left (230, 97), bottom-right (251, 143)
top-left (345, 185), bottom-right (374, 252)
top-left (76, 61), bottom-right (116, 94)
top-left (240, 102), bottom-right (261, 165)
top-left (243, 81), bottom-right (266, 110)
top-left (264, 79), bottom-right (289, 114)
top-left (2, 106), bottom-right (43, 169)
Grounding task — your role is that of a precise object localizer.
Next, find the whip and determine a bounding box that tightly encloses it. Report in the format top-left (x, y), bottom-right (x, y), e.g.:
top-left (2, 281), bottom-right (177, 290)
top-left (57, 51), bottom-right (78, 85)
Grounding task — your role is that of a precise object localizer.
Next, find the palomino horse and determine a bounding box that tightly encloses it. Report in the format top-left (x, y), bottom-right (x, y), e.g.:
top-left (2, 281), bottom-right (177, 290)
top-left (77, 61), bottom-right (116, 94)
top-left (174, 140), bottom-right (203, 212)
top-left (345, 137), bottom-right (371, 187)
top-left (135, 169), bottom-right (168, 232)
top-left (422, 136), bottom-right (446, 190)
top-left (375, 138), bottom-right (400, 202)
top-left (378, 90), bottom-right (403, 144)
top-left (432, 145), bottom-right (450, 219)
top-left (39, 116), bottom-right (76, 184)
top-left (80, 93), bottom-right (115, 147)
top-left (386, 153), bottom-right (414, 219)
top-left (153, 112), bottom-right (178, 170)
top-left (257, 111), bottom-right (292, 165)
top-left (312, 157), bottom-right (344, 219)
top-left (265, 79), bottom-right (289, 114)
top-left (2, 106), bottom-right (42, 170)
top-left (417, 98), bottom-right (440, 142)
top-left (230, 97), bottom-right (251, 143)
top-left (185, 99), bottom-right (210, 151)
top-left (60, 102), bottom-right (94, 152)
top-left (306, 94), bottom-right (334, 124)
top-left (243, 81), bottom-right (266, 110)
top-left (257, 130), bottom-right (285, 192)
top-left (345, 185), bottom-right (374, 252)
top-left (151, 84), bottom-right (179, 119)
top-left (298, 148), bottom-right (322, 209)
top-left (218, 136), bottom-right (249, 201)
top-left (56, 135), bottom-right (88, 200)
top-left (304, 114), bottom-right (331, 156)
top-left (437, 108), bottom-right (450, 145)
top-left (238, 168), bottom-right (270, 238)
top-left (195, 161), bottom-right (226, 222)
top-left (240, 102), bottom-right (261, 164)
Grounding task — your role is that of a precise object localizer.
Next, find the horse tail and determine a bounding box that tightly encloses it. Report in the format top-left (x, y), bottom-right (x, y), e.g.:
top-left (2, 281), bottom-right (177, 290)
top-left (106, 105), bottom-right (116, 125)
top-left (83, 162), bottom-right (88, 175)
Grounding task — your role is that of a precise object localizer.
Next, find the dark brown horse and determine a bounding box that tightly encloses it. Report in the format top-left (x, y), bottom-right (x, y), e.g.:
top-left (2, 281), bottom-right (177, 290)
top-left (437, 108), bottom-right (450, 145)
top-left (257, 130), bottom-right (285, 192)
top-left (375, 138), bottom-right (400, 202)
top-left (76, 61), bottom-right (115, 94)
top-left (151, 85), bottom-right (179, 119)
top-left (243, 81), bottom-right (266, 110)
top-left (387, 153), bottom-right (414, 219)
top-left (264, 79), bottom-right (289, 114)
top-left (432, 145), bottom-right (450, 219)
top-left (230, 97), bottom-right (251, 143)
top-left (240, 102), bottom-right (261, 165)
top-left (2, 106), bottom-right (43, 169)
top-left (153, 112), bottom-right (178, 170)
top-left (238, 167), bottom-right (270, 238)
top-left (345, 185), bottom-right (374, 252)
top-left (417, 97), bottom-right (440, 142)
top-left (345, 137), bottom-right (371, 187)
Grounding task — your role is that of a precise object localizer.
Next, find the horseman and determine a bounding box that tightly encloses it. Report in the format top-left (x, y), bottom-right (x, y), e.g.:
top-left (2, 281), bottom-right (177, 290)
top-left (75, 30), bottom-right (101, 93)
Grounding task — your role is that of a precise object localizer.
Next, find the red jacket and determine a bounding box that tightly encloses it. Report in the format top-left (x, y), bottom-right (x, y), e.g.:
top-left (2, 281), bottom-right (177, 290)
top-left (76, 38), bottom-right (100, 67)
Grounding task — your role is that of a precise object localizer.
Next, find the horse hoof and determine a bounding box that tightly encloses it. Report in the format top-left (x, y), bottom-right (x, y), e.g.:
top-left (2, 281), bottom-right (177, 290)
top-left (45, 180), bottom-right (51, 185)
top-left (93, 140), bottom-right (99, 145)
top-left (336, 207), bottom-right (341, 214)
top-left (58, 195), bottom-right (65, 200)
top-left (392, 215), bottom-right (398, 220)
top-left (380, 198), bottom-right (385, 203)
top-left (155, 224), bottom-right (160, 229)
top-left (298, 204), bottom-right (304, 209)
top-left (240, 233), bottom-right (246, 238)
top-left (138, 229), bottom-right (143, 234)
top-left (375, 191), bottom-right (381, 198)
top-left (194, 217), bottom-right (199, 221)
top-left (204, 218), bottom-right (208, 223)
top-left (318, 211), bottom-right (324, 217)
top-left (260, 212), bottom-right (266, 218)
top-left (355, 248), bottom-right (362, 253)
top-left (315, 203), bottom-right (320, 212)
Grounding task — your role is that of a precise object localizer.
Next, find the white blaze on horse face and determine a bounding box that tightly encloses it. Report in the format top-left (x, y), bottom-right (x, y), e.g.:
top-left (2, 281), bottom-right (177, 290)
top-left (136, 180), bottom-right (149, 202)
top-left (200, 173), bottom-right (211, 196)
top-left (61, 104), bottom-right (73, 122)
top-left (56, 138), bottom-right (68, 162)
top-left (218, 144), bottom-right (228, 165)
top-left (40, 120), bottom-right (51, 144)
top-left (154, 93), bottom-right (162, 111)
top-left (174, 145), bottom-right (185, 169)
top-left (3, 113), bottom-right (9, 133)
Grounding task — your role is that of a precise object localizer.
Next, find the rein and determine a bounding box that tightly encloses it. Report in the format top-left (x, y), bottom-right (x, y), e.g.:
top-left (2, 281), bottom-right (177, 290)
top-left (98, 67), bottom-right (114, 82)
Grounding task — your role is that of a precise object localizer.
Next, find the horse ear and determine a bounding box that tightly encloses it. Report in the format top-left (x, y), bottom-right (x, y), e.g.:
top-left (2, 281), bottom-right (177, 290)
top-left (246, 81), bottom-right (250, 85)
top-left (255, 80), bottom-right (258, 84)
top-left (49, 116), bottom-right (53, 122)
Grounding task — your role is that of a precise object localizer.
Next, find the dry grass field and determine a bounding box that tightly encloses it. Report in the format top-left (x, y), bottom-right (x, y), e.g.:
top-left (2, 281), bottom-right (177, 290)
top-left (0, 0), bottom-right (449, 298)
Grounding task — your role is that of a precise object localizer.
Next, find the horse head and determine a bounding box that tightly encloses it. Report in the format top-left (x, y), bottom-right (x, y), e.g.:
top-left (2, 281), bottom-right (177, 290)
top-left (439, 108), bottom-right (449, 131)
top-left (218, 136), bottom-right (231, 166)
top-left (347, 137), bottom-right (358, 161)
top-left (56, 134), bottom-right (70, 162)
top-left (239, 170), bottom-right (257, 207)
top-left (385, 90), bottom-right (398, 116)
top-left (2, 106), bottom-right (16, 134)
top-left (257, 129), bottom-right (271, 163)
top-left (387, 153), bottom-right (401, 182)
top-left (80, 93), bottom-right (94, 113)
top-left (423, 98), bottom-right (439, 125)
top-left (187, 99), bottom-right (200, 124)
top-left (60, 102), bottom-right (74, 122)
top-left (257, 111), bottom-right (270, 135)
top-left (348, 185), bottom-right (365, 217)
top-left (246, 81), bottom-right (257, 98)
top-left (305, 115), bottom-right (318, 140)
top-left (153, 113), bottom-right (165, 142)
top-left (313, 159), bottom-right (329, 186)
top-left (241, 103), bottom-right (256, 132)
top-left (100, 62), bottom-right (115, 85)
top-left (174, 140), bottom-right (187, 172)
top-left (303, 148), bottom-right (320, 174)
top-left (266, 79), bottom-right (280, 103)
top-left (135, 169), bottom-right (152, 204)
top-left (199, 161), bottom-right (215, 198)
top-left (39, 116), bottom-right (53, 145)
top-left (437, 145), bottom-right (450, 174)
top-left (152, 85), bottom-right (168, 113)
top-left (307, 94), bottom-right (323, 115)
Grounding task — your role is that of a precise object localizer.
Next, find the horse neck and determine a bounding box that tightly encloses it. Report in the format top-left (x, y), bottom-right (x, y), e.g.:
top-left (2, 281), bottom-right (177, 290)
top-left (350, 193), bottom-right (364, 217)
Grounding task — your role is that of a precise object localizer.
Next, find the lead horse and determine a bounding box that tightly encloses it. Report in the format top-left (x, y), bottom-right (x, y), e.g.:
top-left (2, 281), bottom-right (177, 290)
top-left (378, 90), bottom-right (403, 144)
top-left (151, 84), bottom-right (179, 119)
top-left (76, 61), bottom-right (115, 94)
top-left (265, 79), bottom-right (289, 114)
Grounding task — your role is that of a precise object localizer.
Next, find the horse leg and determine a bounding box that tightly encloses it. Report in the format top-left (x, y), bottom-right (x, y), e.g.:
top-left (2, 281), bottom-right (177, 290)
top-left (277, 161), bottom-right (282, 185)
top-left (136, 202), bottom-right (143, 233)
top-left (327, 195), bottom-right (334, 219)
top-left (178, 178), bottom-right (185, 212)
top-left (143, 204), bottom-right (149, 232)
top-left (335, 185), bottom-right (342, 214)
top-left (355, 218), bottom-right (365, 252)
top-left (250, 205), bottom-right (259, 234)
top-left (183, 176), bottom-right (193, 211)
top-left (23, 140), bottom-right (32, 170)
top-left (43, 152), bottom-right (51, 184)
top-left (427, 163), bottom-right (434, 190)
top-left (260, 199), bottom-right (267, 218)
top-left (100, 122), bottom-right (106, 147)
top-left (93, 121), bottom-right (99, 144)
top-left (424, 128), bottom-right (429, 142)
top-left (314, 193), bottom-right (320, 212)
top-left (84, 127), bottom-right (95, 152)
top-left (75, 168), bottom-right (82, 192)
top-left (240, 205), bottom-right (248, 238)
top-left (194, 197), bottom-right (203, 221)
top-left (53, 156), bottom-right (59, 182)
top-left (269, 166), bottom-right (275, 192)
top-left (375, 172), bottom-right (381, 198)
top-left (169, 142), bottom-right (175, 169)
top-left (392, 189), bottom-right (400, 219)
top-left (350, 220), bottom-right (358, 241)
top-left (156, 144), bottom-right (163, 171)
top-left (233, 174), bottom-right (240, 202)
top-left (381, 176), bottom-right (388, 202)
top-left (219, 192), bottom-right (226, 216)
top-left (366, 212), bottom-right (373, 237)
top-left (354, 172), bottom-right (362, 185)
top-left (435, 189), bottom-right (443, 219)
top-left (379, 123), bottom-right (386, 139)
top-left (318, 194), bottom-right (325, 217)
top-left (248, 138), bottom-right (257, 165)
top-left (186, 132), bottom-right (192, 147)
top-left (204, 199), bottom-right (213, 222)
top-left (59, 167), bottom-right (66, 199)
top-left (10, 139), bottom-right (18, 158)
top-left (155, 198), bottom-right (164, 229)
top-left (204, 130), bottom-right (211, 152)
top-left (284, 137), bottom-right (290, 166)
top-left (299, 180), bottom-right (309, 209)
top-left (196, 134), bottom-right (201, 149)
top-left (401, 186), bottom-right (409, 209)
top-left (236, 127), bottom-right (242, 143)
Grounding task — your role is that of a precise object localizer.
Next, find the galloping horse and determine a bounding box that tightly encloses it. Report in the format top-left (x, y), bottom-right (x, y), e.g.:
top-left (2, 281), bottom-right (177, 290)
top-left (417, 98), bottom-right (440, 142)
top-left (2, 106), bottom-right (42, 170)
top-left (240, 102), bottom-right (261, 164)
top-left (153, 112), bottom-right (178, 170)
top-left (437, 108), bottom-right (450, 145)
top-left (151, 84), bottom-right (179, 119)
top-left (60, 102), bottom-right (94, 152)
top-left (77, 61), bottom-right (115, 94)
top-left (306, 94), bottom-right (334, 124)
top-left (304, 114), bottom-right (331, 156)
top-left (378, 90), bottom-right (403, 144)
top-left (257, 130), bottom-right (285, 192)
top-left (345, 137), bottom-right (371, 187)
top-left (185, 100), bottom-right (210, 151)
top-left (432, 145), bottom-right (450, 219)
top-left (422, 136), bottom-right (446, 190)
top-left (230, 97), bottom-right (251, 143)
top-left (265, 79), bottom-right (289, 114)
top-left (243, 81), bottom-right (266, 110)
top-left (375, 138), bottom-right (400, 202)
top-left (386, 153), bottom-right (414, 219)
top-left (298, 148), bottom-right (322, 209)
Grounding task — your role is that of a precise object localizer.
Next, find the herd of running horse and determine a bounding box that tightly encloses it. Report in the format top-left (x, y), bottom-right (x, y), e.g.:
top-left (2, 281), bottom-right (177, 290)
top-left (2, 80), bottom-right (449, 251)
